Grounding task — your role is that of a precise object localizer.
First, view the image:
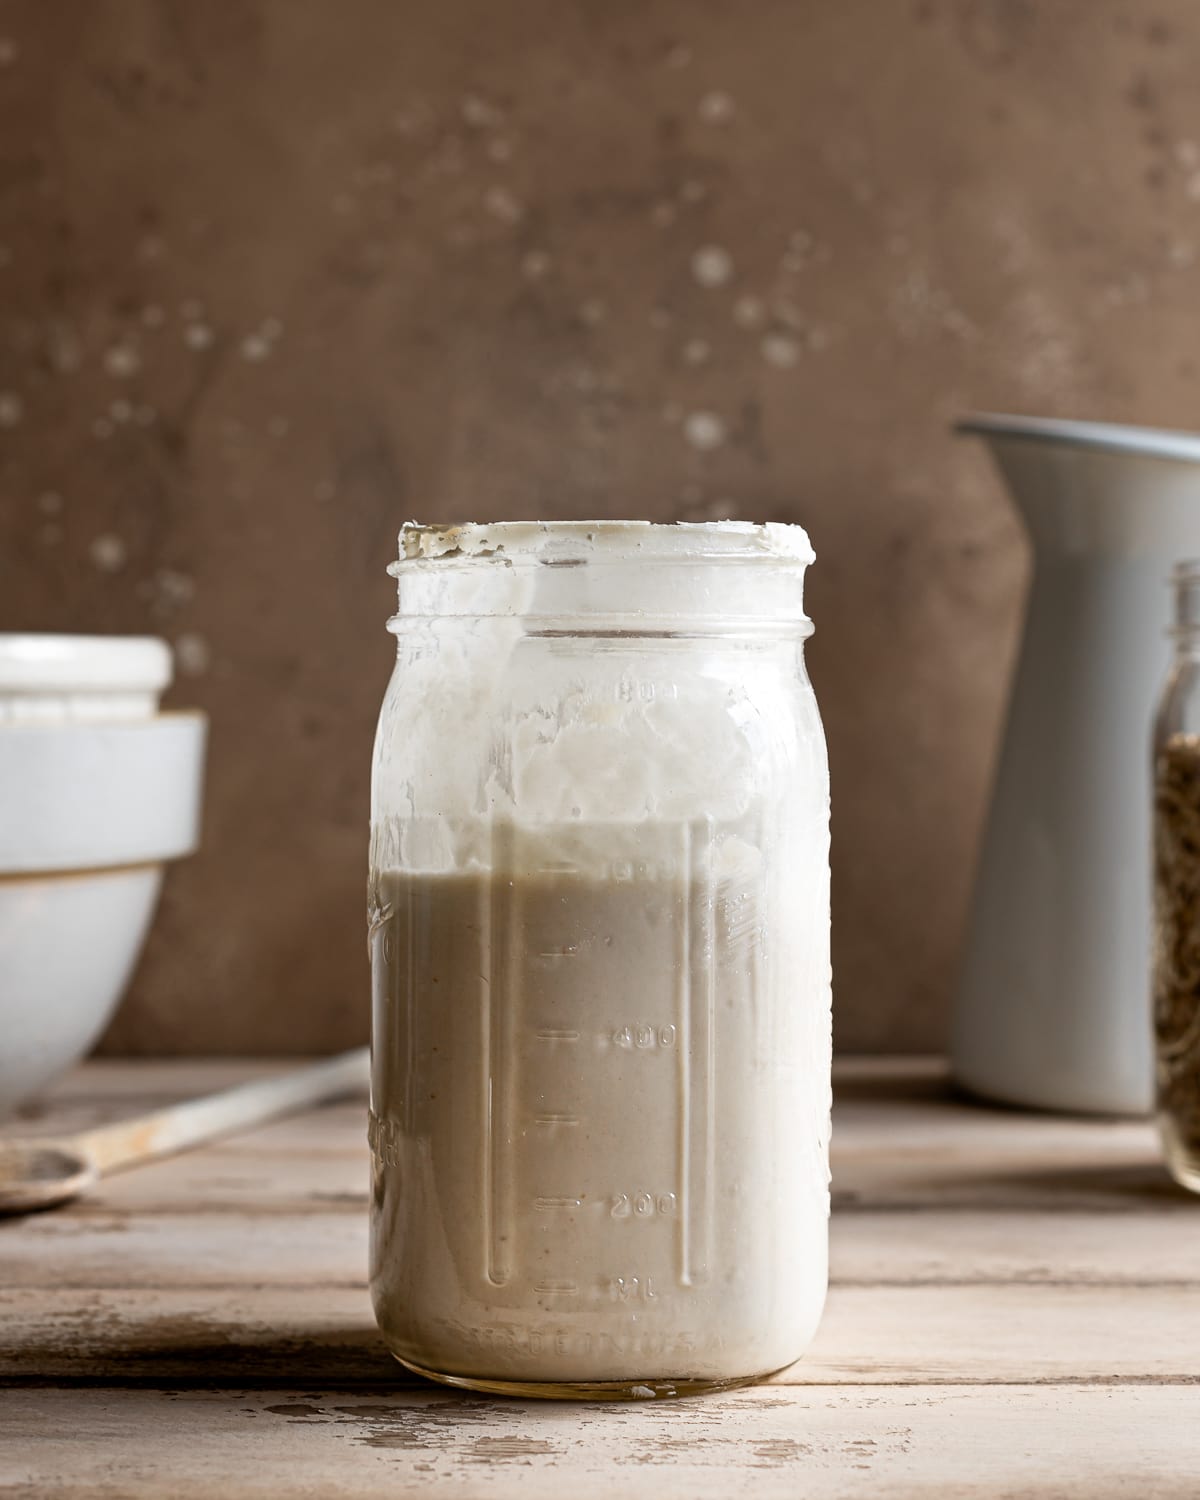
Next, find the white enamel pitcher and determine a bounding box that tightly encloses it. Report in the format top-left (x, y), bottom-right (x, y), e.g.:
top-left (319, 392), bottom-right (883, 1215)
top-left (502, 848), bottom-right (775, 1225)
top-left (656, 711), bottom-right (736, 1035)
top-left (953, 414), bottom-right (1200, 1115)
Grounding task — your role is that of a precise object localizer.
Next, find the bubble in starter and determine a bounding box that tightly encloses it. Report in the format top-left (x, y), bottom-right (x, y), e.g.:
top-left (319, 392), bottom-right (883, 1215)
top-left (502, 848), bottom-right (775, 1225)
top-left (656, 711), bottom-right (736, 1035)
top-left (692, 245), bottom-right (733, 288)
top-left (733, 295), bottom-right (765, 329)
top-left (185, 323), bottom-right (214, 351)
top-left (578, 299), bottom-right (607, 327)
top-left (684, 411), bottom-right (726, 451)
top-left (103, 345), bottom-right (141, 379)
top-left (682, 338), bottom-right (710, 365)
top-left (0, 38), bottom-right (17, 66)
top-left (37, 490), bottom-right (63, 515)
top-left (175, 632), bottom-right (211, 676)
top-left (0, 391), bottom-right (23, 427)
top-left (89, 534), bottom-right (127, 572)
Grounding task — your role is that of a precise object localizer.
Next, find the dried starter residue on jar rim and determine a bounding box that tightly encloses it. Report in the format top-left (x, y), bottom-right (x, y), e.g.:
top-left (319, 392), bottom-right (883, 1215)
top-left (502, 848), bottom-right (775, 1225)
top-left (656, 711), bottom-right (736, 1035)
top-left (394, 520), bottom-right (815, 566)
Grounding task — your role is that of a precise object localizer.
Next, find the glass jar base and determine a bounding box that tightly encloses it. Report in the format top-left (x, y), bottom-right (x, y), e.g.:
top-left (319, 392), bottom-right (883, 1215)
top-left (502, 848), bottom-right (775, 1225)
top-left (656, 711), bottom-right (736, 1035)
top-left (1158, 1114), bottom-right (1200, 1194)
top-left (394, 1353), bottom-right (789, 1401)
top-left (1164, 1147), bottom-right (1200, 1193)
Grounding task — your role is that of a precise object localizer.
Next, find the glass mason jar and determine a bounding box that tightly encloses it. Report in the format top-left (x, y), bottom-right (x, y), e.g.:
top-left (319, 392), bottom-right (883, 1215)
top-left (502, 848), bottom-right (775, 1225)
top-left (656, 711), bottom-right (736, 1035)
top-left (368, 521), bottom-right (832, 1398)
top-left (1154, 561), bottom-right (1200, 1192)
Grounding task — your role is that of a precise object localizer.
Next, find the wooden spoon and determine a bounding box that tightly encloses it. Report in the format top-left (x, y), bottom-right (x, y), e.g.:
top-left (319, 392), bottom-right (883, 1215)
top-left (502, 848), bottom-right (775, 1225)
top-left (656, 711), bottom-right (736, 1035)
top-left (0, 1047), bottom-right (369, 1215)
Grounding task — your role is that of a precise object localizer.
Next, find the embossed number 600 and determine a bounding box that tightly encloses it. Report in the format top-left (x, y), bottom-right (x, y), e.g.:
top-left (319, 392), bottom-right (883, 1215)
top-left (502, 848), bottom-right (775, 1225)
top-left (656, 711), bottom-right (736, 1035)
top-left (612, 1024), bottom-right (677, 1050)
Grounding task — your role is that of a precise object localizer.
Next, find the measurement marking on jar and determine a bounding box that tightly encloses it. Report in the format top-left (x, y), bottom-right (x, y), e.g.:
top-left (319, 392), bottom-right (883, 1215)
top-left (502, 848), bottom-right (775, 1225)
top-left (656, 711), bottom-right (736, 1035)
top-left (612, 1023), bottom-right (676, 1050)
top-left (534, 1113), bottom-right (579, 1127)
top-left (535, 1280), bottom-right (579, 1295)
top-left (483, 837), bottom-right (520, 1288)
top-left (678, 818), bottom-right (715, 1287)
top-left (534, 1028), bottom-right (580, 1042)
top-left (404, 887), bottom-right (417, 1134)
top-left (611, 1191), bottom-right (677, 1218)
top-left (535, 947), bottom-right (579, 961)
top-left (607, 1275), bottom-right (658, 1302)
top-left (534, 1195), bottom-right (583, 1210)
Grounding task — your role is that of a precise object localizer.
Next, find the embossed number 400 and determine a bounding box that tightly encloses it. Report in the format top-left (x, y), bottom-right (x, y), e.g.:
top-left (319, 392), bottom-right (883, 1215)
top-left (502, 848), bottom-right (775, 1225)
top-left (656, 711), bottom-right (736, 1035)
top-left (611, 1192), bottom-right (677, 1218)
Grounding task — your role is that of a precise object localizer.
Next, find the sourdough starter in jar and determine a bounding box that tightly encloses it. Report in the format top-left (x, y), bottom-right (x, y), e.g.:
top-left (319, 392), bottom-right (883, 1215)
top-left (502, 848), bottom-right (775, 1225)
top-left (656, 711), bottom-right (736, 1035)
top-left (369, 522), bottom-right (831, 1397)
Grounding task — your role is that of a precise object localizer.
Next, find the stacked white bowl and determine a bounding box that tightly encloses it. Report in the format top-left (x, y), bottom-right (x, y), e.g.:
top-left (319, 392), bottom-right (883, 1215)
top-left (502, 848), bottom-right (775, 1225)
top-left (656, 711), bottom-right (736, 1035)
top-left (0, 635), bottom-right (206, 1115)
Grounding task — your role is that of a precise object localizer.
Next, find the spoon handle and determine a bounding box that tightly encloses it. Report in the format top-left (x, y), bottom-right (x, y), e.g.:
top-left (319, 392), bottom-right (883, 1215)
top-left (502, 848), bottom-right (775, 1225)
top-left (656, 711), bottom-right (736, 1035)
top-left (76, 1048), bottom-right (370, 1175)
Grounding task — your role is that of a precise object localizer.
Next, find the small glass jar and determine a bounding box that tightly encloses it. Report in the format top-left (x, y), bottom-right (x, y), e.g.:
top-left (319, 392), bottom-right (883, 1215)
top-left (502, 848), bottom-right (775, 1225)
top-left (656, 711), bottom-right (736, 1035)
top-left (368, 521), bottom-right (832, 1398)
top-left (1154, 561), bottom-right (1200, 1192)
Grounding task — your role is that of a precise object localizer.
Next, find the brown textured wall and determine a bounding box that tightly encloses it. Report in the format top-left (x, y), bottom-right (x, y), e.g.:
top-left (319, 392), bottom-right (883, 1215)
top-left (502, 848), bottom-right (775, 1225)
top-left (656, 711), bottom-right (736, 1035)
top-left (2, 0), bottom-right (1198, 1053)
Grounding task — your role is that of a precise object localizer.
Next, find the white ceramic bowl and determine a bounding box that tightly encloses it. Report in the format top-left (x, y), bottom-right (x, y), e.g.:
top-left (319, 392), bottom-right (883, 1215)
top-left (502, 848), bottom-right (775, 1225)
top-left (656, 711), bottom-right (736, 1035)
top-left (0, 636), bottom-right (206, 1116)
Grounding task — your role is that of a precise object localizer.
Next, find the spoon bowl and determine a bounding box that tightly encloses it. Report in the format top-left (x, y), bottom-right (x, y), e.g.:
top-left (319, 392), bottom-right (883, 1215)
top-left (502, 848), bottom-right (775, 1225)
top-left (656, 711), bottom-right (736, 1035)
top-left (0, 1048), bottom-right (369, 1216)
top-left (0, 1141), bottom-right (98, 1214)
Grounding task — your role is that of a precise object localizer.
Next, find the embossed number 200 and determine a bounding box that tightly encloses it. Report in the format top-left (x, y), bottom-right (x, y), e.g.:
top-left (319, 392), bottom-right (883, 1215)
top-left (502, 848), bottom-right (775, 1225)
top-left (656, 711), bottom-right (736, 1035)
top-left (611, 1192), bottom-right (677, 1218)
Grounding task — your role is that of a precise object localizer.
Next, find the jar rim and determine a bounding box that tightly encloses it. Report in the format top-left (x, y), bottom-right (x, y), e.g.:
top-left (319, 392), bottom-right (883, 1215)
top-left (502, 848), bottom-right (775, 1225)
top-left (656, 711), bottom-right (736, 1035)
top-left (391, 520), bottom-right (814, 569)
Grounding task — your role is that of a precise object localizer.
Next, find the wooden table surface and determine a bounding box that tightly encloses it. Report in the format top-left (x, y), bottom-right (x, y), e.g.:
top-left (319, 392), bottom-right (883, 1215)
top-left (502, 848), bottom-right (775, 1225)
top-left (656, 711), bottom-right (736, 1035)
top-left (2, 1057), bottom-right (1197, 1497)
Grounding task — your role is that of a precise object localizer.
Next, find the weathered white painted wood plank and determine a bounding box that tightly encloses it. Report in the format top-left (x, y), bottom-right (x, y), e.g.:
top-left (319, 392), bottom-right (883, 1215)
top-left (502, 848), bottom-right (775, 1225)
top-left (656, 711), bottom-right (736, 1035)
top-left (0, 1211), bottom-right (369, 1289)
top-left (4, 1283), bottom-right (1199, 1386)
top-left (5, 1207), bottom-right (1199, 1291)
top-left (4, 1059), bottom-right (1196, 1495)
top-left (45, 1144), bottom-right (370, 1216)
top-left (8, 1073), bottom-right (1168, 1220)
top-left (2, 1385), bottom-right (1195, 1500)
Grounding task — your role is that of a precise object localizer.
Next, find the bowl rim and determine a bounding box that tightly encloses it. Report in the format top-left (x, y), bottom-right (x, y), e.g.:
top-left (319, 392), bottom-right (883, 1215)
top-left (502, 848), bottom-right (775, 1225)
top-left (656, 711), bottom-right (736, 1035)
top-left (0, 634), bottom-right (172, 693)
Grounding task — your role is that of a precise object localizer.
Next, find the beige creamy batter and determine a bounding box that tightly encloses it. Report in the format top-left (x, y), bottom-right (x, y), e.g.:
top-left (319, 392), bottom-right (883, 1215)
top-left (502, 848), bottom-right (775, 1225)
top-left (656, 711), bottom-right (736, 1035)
top-left (369, 821), bottom-right (830, 1387)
